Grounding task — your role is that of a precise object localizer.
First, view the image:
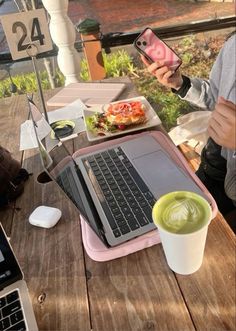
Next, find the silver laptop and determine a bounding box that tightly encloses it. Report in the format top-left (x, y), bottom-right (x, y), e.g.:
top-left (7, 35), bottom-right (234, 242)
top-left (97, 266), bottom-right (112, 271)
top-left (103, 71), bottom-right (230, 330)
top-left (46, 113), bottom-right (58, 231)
top-left (29, 99), bottom-right (207, 247)
top-left (0, 223), bottom-right (38, 331)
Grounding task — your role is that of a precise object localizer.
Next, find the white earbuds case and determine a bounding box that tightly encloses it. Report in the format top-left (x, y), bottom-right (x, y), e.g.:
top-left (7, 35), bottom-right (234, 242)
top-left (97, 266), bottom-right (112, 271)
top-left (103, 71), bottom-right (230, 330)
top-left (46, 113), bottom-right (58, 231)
top-left (29, 206), bottom-right (62, 229)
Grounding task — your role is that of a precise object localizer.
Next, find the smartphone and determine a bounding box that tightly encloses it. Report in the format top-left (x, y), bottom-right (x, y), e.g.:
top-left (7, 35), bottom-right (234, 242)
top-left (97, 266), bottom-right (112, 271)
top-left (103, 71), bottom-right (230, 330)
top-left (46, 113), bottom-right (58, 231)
top-left (134, 27), bottom-right (182, 71)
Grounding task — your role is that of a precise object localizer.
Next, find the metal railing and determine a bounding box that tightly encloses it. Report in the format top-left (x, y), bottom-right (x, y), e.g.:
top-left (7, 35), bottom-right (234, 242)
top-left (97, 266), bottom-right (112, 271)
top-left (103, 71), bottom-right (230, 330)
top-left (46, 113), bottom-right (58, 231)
top-left (0, 15), bottom-right (235, 65)
top-left (100, 16), bottom-right (236, 49)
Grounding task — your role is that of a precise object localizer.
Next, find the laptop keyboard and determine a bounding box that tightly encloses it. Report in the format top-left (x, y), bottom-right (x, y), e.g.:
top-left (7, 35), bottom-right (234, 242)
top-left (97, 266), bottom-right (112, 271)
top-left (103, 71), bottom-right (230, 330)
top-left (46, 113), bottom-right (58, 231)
top-left (0, 290), bottom-right (26, 331)
top-left (83, 147), bottom-right (157, 238)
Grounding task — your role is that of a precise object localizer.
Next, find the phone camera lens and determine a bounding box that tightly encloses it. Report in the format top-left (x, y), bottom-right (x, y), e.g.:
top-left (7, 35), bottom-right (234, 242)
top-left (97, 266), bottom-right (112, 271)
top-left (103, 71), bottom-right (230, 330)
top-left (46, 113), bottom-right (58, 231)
top-left (142, 41), bottom-right (147, 46)
top-left (137, 41), bottom-right (141, 46)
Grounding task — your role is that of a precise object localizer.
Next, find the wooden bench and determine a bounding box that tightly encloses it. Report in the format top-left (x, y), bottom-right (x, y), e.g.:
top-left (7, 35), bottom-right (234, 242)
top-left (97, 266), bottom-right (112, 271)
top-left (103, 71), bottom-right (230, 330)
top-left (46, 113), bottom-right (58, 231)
top-left (178, 142), bottom-right (201, 171)
top-left (179, 143), bottom-right (236, 231)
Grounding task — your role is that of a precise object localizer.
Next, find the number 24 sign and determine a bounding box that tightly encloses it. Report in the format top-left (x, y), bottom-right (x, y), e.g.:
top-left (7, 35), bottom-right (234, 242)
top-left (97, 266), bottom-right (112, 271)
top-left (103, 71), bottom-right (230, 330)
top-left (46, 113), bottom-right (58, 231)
top-left (0, 8), bottom-right (53, 60)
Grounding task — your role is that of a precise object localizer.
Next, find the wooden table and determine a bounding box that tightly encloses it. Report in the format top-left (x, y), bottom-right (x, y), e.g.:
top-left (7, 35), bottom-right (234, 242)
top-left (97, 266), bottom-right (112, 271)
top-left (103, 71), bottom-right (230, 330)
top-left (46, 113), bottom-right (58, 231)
top-left (0, 79), bottom-right (235, 331)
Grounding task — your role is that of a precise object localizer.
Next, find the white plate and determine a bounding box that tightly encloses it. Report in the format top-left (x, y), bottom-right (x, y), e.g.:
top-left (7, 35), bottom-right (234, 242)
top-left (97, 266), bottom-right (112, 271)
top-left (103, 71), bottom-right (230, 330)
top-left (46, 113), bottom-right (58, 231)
top-left (83, 96), bottom-right (161, 142)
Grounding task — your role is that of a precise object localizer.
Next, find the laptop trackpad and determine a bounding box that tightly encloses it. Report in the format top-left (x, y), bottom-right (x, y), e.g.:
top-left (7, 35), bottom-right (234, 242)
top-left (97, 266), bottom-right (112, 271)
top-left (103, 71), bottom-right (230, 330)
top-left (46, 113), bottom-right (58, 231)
top-left (133, 151), bottom-right (203, 199)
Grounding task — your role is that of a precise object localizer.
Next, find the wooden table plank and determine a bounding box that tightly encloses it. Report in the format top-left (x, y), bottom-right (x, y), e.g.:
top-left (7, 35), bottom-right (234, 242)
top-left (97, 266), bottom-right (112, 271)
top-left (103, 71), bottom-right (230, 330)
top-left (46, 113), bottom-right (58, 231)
top-left (178, 144), bottom-right (236, 330)
top-left (0, 91), bottom-right (91, 331)
top-left (85, 246), bottom-right (196, 331)
top-left (71, 78), bottom-right (196, 330)
top-left (0, 95), bottom-right (24, 161)
top-left (178, 143), bottom-right (201, 172)
top-left (175, 214), bottom-right (236, 331)
top-left (0, 95), bottom-right (26, 234)
top-left (0, 78), bottom-right (235, 331)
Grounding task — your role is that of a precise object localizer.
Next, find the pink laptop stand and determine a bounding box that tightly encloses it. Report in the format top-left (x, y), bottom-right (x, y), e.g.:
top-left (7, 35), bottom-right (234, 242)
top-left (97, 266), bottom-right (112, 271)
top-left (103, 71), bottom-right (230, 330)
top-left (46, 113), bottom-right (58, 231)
top-left (73, 131), bottom-right (218, 262)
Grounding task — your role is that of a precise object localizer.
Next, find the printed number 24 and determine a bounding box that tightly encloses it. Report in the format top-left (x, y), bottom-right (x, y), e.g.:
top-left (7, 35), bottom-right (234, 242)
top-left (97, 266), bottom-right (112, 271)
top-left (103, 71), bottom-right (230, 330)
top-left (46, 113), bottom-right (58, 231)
top-left (12, 17), bottom-right (45, 51)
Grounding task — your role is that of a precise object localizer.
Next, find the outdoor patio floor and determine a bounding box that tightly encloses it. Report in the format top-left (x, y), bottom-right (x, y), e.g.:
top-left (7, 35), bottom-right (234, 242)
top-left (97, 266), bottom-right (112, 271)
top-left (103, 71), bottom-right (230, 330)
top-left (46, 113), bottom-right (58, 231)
top-left (0, 0), bottom-right (235, 53)
top-left (69, 0), bottom-right (235, 33)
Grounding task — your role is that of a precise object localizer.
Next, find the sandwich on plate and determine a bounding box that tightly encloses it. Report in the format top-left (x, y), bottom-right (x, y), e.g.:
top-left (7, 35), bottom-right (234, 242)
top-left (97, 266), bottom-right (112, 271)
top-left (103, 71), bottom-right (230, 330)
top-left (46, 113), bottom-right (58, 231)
top-left (85, 100), bottom-right (147, 135)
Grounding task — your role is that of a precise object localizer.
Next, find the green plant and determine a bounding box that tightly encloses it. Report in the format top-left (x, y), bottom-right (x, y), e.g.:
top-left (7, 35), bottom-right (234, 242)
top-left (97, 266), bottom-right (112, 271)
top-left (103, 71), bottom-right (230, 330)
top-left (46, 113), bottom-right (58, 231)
top-left (133, 74), bottom-right (193, 131)
top-left (182, 52), bottom-right (194, 65)
top-left (104, 50), bottom-right (138, 77)
top-left (80, 49), bottom-right (138, 80)
top-left (79, 60), bottom-right (89, 81)
top-left (0, 70), bottom-right (64, 98)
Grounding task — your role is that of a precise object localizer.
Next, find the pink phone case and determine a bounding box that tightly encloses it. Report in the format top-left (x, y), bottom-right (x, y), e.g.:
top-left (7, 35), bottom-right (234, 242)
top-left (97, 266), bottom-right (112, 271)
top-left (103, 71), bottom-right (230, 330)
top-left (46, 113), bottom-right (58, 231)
top-left (134, 28), bottom-right (182, 71)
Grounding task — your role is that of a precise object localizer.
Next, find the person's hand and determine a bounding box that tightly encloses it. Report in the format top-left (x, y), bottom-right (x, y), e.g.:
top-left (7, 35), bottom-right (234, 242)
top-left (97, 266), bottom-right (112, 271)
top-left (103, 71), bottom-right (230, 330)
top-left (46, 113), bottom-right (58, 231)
top-left (208, 97), bottom-right (236, 150)
top-left (141, 55), bottom-right (183, 90)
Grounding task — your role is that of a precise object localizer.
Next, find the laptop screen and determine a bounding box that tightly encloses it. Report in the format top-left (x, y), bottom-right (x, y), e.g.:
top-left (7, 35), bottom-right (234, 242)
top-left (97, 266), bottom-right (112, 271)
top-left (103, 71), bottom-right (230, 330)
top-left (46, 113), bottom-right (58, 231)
top-left (0, 224), bottom-right (22, 290)
top-left (28, 100), bottom-right (107, 245)
top-left (28, 100), bottom-right (87, 212)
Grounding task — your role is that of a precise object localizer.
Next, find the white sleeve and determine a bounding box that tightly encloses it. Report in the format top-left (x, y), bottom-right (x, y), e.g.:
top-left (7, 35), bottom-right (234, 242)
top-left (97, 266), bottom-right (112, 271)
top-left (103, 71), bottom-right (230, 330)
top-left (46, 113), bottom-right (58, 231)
top-left (180, 78), bottom-right (216, 110)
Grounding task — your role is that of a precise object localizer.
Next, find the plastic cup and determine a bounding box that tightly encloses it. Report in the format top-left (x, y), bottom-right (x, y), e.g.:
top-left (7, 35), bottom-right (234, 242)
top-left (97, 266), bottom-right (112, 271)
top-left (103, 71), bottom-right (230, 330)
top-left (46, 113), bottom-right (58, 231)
top-left (152, 191), bottom-right (212, 275)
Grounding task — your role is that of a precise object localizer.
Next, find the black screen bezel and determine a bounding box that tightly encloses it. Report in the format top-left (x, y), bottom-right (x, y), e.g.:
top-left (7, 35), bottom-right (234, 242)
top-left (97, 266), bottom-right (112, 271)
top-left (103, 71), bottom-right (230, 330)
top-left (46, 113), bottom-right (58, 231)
top-left (0, 224), bottom-right (22, 291)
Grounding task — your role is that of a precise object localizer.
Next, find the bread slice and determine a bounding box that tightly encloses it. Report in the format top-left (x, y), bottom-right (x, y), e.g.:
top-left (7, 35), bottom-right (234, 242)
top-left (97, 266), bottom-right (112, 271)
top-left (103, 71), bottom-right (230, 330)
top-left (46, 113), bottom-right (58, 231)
top-left (105, 101), bottom-right (147, 126)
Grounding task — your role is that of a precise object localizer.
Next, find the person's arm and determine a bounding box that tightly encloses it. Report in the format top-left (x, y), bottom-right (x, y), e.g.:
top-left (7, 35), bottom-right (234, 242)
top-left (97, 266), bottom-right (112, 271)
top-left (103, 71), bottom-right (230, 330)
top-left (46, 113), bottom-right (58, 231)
top-left (141, 56), bottom-right (216, 110)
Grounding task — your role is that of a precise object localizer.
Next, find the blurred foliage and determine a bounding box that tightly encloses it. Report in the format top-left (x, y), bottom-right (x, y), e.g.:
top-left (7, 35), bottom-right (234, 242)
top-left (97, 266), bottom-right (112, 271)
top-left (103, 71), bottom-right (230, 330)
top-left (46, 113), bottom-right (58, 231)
top-left (0, 70), bottom-right (65, 98)
top-left (80, 49), bottom-right (138, 80)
